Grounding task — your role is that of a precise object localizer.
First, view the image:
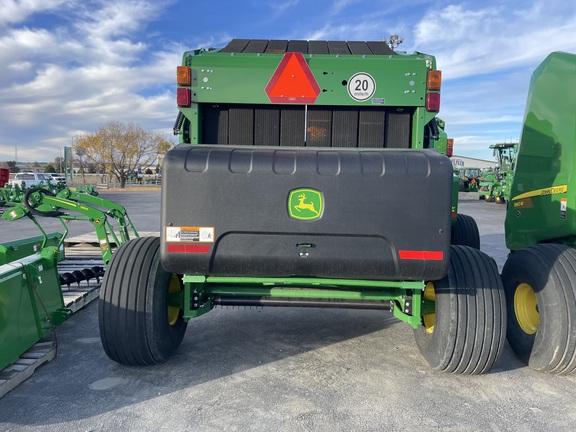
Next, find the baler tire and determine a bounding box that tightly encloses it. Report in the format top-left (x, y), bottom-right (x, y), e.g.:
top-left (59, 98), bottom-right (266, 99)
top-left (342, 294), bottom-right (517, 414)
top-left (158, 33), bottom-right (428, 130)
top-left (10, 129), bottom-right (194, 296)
top-left (450, 213), bottom-right (480, 249)
top-left (501, 244), bottom-right (576, 374)
top-left (414, 245), bottom-right (506, 374)
top-left (99, 236), bottom-right (186, 366)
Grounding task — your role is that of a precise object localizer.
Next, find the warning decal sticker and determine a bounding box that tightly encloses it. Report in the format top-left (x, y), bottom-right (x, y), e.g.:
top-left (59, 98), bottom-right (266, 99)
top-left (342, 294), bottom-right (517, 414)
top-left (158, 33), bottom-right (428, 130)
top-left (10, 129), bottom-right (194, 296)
top-left (166, 226), bottom-right (215, 242)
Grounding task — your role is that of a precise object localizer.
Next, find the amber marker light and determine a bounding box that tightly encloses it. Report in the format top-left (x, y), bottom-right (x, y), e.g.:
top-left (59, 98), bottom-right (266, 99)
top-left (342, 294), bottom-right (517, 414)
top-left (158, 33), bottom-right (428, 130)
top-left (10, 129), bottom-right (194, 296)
top-left (177, 66), bottom-right (191, 86)
top-left (427, 70), bottom-right (442, 91)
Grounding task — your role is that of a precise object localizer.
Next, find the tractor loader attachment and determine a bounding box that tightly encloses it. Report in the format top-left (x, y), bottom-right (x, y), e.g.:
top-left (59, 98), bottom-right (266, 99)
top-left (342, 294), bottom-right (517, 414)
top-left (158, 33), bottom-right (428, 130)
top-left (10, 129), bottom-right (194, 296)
top-left (0, 184), bottom-right (139, 372)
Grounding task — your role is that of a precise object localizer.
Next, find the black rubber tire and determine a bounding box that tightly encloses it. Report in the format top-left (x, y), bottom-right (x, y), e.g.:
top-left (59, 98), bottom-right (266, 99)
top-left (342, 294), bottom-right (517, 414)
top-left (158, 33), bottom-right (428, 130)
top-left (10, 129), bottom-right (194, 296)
top-left (451, 213), bottom-right (480, 249)
top-left (414, 245), bottom-right (506, 374)
top-left (501, 244), bottom-right (576, 374)
top-left (99, 236), bottom-right (186, 365)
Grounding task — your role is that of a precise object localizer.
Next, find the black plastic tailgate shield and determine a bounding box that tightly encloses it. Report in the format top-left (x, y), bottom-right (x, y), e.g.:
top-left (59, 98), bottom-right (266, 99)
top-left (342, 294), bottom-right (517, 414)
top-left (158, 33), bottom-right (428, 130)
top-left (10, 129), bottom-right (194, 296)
top-left (161, 145), bottom-right (452, 281)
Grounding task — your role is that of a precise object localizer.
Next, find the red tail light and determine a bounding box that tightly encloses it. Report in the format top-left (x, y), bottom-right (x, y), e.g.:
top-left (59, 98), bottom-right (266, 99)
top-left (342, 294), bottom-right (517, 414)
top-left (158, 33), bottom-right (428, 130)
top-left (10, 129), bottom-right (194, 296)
top-left (426, 93), bottom-right (440, 112)
top-left (447, 138), bottom-right (454, 157)
top-left (177, 88), bottom-right (191, 107)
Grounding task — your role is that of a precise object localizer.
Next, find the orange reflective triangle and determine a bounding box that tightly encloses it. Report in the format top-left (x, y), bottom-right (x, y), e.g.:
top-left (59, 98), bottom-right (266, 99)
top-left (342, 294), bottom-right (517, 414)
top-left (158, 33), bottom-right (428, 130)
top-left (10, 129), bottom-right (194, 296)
top-left (265, 52), bottom-right (320, 104)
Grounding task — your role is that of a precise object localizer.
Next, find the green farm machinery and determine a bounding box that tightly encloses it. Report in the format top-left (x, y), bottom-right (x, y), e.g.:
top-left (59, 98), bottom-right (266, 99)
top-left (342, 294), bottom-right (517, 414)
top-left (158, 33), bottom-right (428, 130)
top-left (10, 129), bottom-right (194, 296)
top-left (501, 52), bottom-right (576, 374)
top-left (98, 39), bottom-right (504, 374)
top-left (457, 167), bottom-right (481, 192)
top-left (0, 183), bottom-right (137, 370)
top-left (478, 142), bottom-right (517, 203)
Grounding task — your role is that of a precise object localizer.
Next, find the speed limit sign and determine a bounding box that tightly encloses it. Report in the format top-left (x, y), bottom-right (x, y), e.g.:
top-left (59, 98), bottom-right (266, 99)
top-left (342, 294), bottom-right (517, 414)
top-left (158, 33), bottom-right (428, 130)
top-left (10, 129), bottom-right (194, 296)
top-left (347, 72), bottom-right (376, 101)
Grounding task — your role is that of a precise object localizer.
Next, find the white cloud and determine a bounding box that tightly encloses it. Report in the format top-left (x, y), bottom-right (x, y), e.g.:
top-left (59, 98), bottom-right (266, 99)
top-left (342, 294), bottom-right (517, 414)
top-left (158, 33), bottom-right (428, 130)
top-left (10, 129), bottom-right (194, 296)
top-left (413, 3), bottom-right (576, 79)
top-left (73, 1), bottom-right (162, 40)
top-left (0, 0), bottom-right (70, 26)
top-left (2, 0), bottom-right (575, 163)
top-left (0, 0), bottom-right (181, 162)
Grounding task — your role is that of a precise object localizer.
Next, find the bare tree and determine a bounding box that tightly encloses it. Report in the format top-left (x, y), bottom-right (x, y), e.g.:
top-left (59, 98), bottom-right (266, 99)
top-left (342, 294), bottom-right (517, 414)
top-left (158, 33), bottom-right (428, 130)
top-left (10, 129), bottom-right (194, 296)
top-left (75, 121), bottom-right (172, 188)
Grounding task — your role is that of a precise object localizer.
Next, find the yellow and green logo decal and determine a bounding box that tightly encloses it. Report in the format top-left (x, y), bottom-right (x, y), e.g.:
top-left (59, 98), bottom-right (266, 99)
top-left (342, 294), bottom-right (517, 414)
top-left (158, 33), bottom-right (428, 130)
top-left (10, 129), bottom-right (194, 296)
top-left (512, 184), bottom-right (567, 201)
top-left (288, 188), bottom-right (323, 220)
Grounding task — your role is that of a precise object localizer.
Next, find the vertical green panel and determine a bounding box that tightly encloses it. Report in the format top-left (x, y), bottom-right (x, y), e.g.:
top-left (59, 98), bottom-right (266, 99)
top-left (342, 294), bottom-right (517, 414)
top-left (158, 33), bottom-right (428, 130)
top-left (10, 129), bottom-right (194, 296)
top-left (0, 252), bottom-right (65, 370)
top-left (505, 52), bottom-right (576, 250)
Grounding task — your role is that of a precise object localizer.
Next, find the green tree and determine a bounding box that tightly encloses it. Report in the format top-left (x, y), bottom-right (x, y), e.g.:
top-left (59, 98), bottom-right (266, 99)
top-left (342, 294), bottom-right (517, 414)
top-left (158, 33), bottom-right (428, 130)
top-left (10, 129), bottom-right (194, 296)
top-left (75, 121), bottom-right (172, 188)
top-left (6, 161), bottom-right (20, 173)
top-left (44, 163), bottom-right (57, 173)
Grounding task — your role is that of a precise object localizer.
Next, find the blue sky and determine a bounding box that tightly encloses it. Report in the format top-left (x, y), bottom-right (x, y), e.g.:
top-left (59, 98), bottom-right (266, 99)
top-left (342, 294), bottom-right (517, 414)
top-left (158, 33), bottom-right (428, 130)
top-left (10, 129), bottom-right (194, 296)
top-left (1, 0), bottom-right (576, 163)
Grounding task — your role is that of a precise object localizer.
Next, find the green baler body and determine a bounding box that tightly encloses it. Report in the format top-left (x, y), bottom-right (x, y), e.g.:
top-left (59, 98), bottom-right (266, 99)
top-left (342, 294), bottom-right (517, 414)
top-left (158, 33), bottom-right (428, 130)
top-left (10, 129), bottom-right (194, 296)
top-left (176, 40), bottom-right (445, 153)
top-left (505, 52), bottom-right (576, 250)
top-left (165, 40), bottom-right (457, 328)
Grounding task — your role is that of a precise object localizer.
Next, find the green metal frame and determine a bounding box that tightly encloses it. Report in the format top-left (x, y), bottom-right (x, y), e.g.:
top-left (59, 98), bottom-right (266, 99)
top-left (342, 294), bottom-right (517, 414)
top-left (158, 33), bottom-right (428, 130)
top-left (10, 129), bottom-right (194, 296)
top-left (179, 275), bottom-right (430, 329)
top-left (0, 232), bottom-right (64, 265)
top-left (1, 187), bottom-right (138, 264)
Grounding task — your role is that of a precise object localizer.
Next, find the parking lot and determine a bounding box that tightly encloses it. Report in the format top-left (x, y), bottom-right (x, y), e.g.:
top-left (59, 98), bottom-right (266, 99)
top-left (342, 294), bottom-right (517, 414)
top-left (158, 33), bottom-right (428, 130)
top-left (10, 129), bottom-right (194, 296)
top-left (1, 192), bottom-right (576, 431)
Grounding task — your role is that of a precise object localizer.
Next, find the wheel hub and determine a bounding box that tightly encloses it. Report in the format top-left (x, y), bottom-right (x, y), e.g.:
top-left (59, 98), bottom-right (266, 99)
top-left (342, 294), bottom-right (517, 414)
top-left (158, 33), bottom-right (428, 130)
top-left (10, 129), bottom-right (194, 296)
top-left (514, 283), bottom-right (539, 334)
top-left (167, 275), bottom-right (182, 326)
top-left (422, 282), bottom-right (436, 333)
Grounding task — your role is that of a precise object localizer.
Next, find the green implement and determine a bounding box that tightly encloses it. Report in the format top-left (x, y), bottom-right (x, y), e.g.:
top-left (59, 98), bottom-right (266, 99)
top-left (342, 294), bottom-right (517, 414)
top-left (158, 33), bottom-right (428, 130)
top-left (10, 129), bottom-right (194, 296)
top-left (98, 39), bottom-right (505, 374)
top-left (478, 143), bottom-right (517, 203)
top-left (502, 51), bottom-right (576, 374)
top-left (0, 245), bottom-right (71, 371)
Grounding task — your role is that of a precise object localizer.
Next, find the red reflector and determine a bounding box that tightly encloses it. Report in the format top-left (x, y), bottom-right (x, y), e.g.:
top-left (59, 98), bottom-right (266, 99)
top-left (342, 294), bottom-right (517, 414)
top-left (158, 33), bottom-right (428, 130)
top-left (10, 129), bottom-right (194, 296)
top-left (426, 93), bottom-right (440, 112)
top-left (265, 52), bottom-right (321, 104)
top-left (399, 250), bottom-right (444, 260)
top-left (177, 88), bottom-right (191, 107)
top-left (167, 244), bottom-right (210, 254)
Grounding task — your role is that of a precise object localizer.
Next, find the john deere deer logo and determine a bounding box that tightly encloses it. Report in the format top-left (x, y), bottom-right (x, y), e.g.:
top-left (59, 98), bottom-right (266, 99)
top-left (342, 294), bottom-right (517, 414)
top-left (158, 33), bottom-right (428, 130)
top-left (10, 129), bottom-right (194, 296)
top-left (288, 188), bottom-right (323, 220)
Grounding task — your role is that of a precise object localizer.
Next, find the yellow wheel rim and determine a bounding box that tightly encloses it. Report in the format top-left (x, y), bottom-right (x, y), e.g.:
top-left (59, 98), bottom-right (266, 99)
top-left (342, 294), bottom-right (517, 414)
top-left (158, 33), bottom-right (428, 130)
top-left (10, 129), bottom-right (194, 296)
top-left (423, 282), bottom-right (436, 334)
top-left (514, 283), bottom-right (539, 334)
top-left (167, 274), bottom-right (182, 326)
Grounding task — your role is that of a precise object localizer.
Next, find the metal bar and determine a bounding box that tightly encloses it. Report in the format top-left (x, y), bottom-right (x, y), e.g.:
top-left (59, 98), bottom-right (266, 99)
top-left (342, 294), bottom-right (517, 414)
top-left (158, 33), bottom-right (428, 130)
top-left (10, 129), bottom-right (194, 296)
top-left (213, 296), bottom-right (392, 310)
top-left (205, 286), bottom-right (404, 301)
top-left (203, 276), bottom-right (424, 290)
